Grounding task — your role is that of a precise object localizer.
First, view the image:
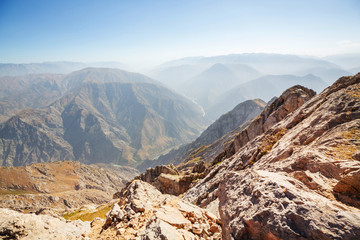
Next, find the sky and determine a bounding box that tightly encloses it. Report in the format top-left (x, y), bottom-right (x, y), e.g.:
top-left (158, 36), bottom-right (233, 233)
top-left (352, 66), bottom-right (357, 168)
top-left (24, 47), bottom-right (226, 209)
top-left (0, 0), bottom-right (360, 69)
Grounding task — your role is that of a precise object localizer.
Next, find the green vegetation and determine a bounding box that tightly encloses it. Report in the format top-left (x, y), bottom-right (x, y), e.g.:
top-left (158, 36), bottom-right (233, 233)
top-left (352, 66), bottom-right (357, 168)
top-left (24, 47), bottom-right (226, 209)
top-left (63, 203), bottom-right (113, 221)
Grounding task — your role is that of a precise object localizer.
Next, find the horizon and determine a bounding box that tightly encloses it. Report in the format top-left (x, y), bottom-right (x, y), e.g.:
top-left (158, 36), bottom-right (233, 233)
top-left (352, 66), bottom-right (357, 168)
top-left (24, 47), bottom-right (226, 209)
top-left (1, 0), bottom-right (360, 70)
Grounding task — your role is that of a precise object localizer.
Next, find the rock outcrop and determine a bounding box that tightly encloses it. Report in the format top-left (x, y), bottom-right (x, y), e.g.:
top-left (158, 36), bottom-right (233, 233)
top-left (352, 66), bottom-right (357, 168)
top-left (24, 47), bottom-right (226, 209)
top-left (130, 164), bottom-right (205, 196)
top-left (0, 208), bottom-right (90, 240)
top-left (183, 73), bottom-right (360, 239)
top-left (90, 180), bottom-right (222, 240)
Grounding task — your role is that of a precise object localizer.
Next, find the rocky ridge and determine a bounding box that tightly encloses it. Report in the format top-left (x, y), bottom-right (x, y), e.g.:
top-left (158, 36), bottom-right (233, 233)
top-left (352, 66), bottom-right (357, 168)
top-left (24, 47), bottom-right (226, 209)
top-left (183, 73), bottom-right (360, 239)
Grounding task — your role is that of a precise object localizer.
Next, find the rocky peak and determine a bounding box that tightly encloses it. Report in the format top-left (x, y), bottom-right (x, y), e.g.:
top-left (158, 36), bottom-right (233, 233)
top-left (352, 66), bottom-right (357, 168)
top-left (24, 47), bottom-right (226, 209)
top-left (213, 84), bottom-right (316, 165)
top-left (183, 73), bottom-right (360, 239)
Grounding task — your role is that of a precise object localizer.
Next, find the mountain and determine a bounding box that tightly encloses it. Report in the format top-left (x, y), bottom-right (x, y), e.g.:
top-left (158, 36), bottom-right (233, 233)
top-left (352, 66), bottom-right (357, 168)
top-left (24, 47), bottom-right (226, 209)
top-left (0, 68), bottom-right (205, 167)
top-left (151, 53), bottom-right (336, 120)
top-left (208, 74), bottom-right (327, 120)
top-left (180, 63), bottom-right (244, 109)
top-left (1, 73), bottom-right (359, 239)
top-left (148, 64), bottom-right (207, 90)
top-left (155, 53), bottom-right (339, 76)
top-left (138, 99), bottom-right (266, 172)
top-left (182, 73), bottom-right (360, 239)
top-left (324, 53), bottom-right (360, 69)
top-left (296, 67), bottom-right (352, 84)
top-left (0, 74), bottom-right (67, 123)
top-left (0, 61), bottom-right (130, 77)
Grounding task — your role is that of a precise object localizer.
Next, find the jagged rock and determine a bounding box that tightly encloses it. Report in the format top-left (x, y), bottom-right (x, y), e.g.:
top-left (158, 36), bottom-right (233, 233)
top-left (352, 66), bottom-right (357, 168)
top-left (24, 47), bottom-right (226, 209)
top-left (0, 208), bottom-right (90, 239)
top-left (132, 165), bottom-right (194, 196)
top-left (94, 180), bottom-right (222, 239)
top-left (183, 73), bottom-right (360, 239)
top-left (192, 160), bottom-right (206, 173)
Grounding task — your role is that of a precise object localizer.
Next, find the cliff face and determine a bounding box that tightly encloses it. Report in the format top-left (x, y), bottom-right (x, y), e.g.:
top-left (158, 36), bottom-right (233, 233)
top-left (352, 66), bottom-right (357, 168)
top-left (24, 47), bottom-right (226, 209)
top-left (183, 73), bottom-right (360, 239)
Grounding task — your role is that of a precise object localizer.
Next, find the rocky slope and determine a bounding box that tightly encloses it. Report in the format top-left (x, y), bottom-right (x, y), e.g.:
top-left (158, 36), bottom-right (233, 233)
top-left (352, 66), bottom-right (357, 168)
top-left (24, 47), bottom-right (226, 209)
top-left (90, 180), bottom-right (222, 240)
top-left (183, 73), bottom-right (360, 239)
top-left (139, 99), bottom-right (266, 172)
top-left (0, 161), bottom-right (139, 214)
top-left (0, 68), bottom-right (205, 166)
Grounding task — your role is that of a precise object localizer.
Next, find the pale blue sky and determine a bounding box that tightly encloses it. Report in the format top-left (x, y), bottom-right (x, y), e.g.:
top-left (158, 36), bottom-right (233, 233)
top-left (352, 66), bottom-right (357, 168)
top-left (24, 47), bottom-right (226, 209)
top-left (0, 0), bottom-right (360, 68)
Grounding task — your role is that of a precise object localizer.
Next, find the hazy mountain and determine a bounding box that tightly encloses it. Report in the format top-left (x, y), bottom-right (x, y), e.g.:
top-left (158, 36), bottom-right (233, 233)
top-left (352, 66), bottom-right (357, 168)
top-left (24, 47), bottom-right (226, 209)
top-left (138, 99), bottom-right (265, 172)
top-left (350, 67), bottom-right (360, 75)
top-left (208, 74), bottom-right (327, 120)
top-left (179, 63), bottom-right (243, 109)
top-left (148, 64), bottom-right (208, 90)
top-left (324, 53), bottom-right (360, 69)
top-left (296, 67), bottom-right (352, 84)
top-left (0, 74), bottom-right (67, 123)
top-left (156, 53), bottom-right (339, 75)
top-left (0, 61), bottom-right (130, 77)
top-left (0, 68), bottom-right (205, 167)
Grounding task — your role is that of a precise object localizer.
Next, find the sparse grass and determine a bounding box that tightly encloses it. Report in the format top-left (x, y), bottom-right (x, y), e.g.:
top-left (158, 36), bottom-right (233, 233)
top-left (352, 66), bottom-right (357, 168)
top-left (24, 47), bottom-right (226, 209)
top-left (345, 86), bottom-right (360, 99)
top-left (258, 128), bottom-right (287, 158)
top-left (330, 129), bottom-right (360, 160)
top-left (63, 203), bottom-right (113, 222)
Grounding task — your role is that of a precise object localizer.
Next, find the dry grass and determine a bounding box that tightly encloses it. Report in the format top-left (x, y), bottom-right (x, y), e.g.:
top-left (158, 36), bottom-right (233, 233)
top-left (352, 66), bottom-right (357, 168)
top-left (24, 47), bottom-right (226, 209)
top-left (330, 129), bottom-right (360, 160)
top-left (259, 128), bottom-right (287, 158)
top-left (345, 86), bottom-right (360, 99)
top-left (63, 203), bottom-right (113, 221)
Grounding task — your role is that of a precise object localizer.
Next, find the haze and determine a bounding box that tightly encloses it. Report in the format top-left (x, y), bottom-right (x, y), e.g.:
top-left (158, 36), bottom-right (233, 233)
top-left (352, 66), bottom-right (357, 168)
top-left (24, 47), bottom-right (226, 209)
top-left (1, 0), bottom-right (360, 70)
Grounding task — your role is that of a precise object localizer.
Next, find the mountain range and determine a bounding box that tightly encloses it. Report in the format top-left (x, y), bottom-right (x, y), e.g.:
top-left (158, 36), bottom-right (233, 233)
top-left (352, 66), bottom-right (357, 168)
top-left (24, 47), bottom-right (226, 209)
top-left (0, 72), bottom-right (359, 239)
top-left (0, 68), bottom-right (205, 167)
top-left (149, 53), bottom-right (354, 121)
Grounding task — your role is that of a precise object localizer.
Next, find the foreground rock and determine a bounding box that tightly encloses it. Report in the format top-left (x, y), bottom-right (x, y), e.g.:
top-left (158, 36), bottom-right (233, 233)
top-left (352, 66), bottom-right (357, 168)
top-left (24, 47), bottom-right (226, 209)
top-left (0, 208), bottom-right (90, 239)
top-left (183, 73), bottom-right (360, 239)
top-left (91, 180), bottom-right (222, 239)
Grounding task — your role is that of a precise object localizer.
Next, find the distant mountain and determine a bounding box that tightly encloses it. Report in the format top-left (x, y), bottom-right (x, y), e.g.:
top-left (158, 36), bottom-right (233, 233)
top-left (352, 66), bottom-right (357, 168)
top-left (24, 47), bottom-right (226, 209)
top-left (350, 67), bottom-right (360, 75)
top-left (0, 61), bottom-right (130, 77)
top-left (324, 53), bottom-right (360, 69)
top-left (296, 67), bottom-right (352, 84)
top-left (138, 99), bottom-right (265, 172)
top-left (208, 74), bottom-right (327, 120)
top-left (156, 53), bottom-right (339, 75)
top-left (148, 64), bottom-right (207, 90)
top-left (0, 68), bottom-right (205, 167)
top-left (151, 53), bottom-right (338, 120)
top-left (179, 63), bottom-right (245, 109)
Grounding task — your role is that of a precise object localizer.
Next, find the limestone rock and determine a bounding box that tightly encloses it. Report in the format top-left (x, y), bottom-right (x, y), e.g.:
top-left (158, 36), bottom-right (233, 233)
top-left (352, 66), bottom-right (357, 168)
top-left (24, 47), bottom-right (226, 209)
top-left (94, 180), bottom-right (222, 240)
top-left (0, 208), bottom-right (90, 239)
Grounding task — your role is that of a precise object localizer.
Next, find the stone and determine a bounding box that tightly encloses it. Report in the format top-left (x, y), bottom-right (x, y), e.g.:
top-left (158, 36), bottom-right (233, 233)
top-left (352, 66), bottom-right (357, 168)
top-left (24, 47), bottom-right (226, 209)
top-left (183, 74), bottom-right (360, 240)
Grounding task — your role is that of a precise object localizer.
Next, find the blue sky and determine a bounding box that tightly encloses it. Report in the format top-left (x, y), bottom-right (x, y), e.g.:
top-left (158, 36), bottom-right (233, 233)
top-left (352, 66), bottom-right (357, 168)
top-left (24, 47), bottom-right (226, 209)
top-left (0, 0), bottom-right (360, 68)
